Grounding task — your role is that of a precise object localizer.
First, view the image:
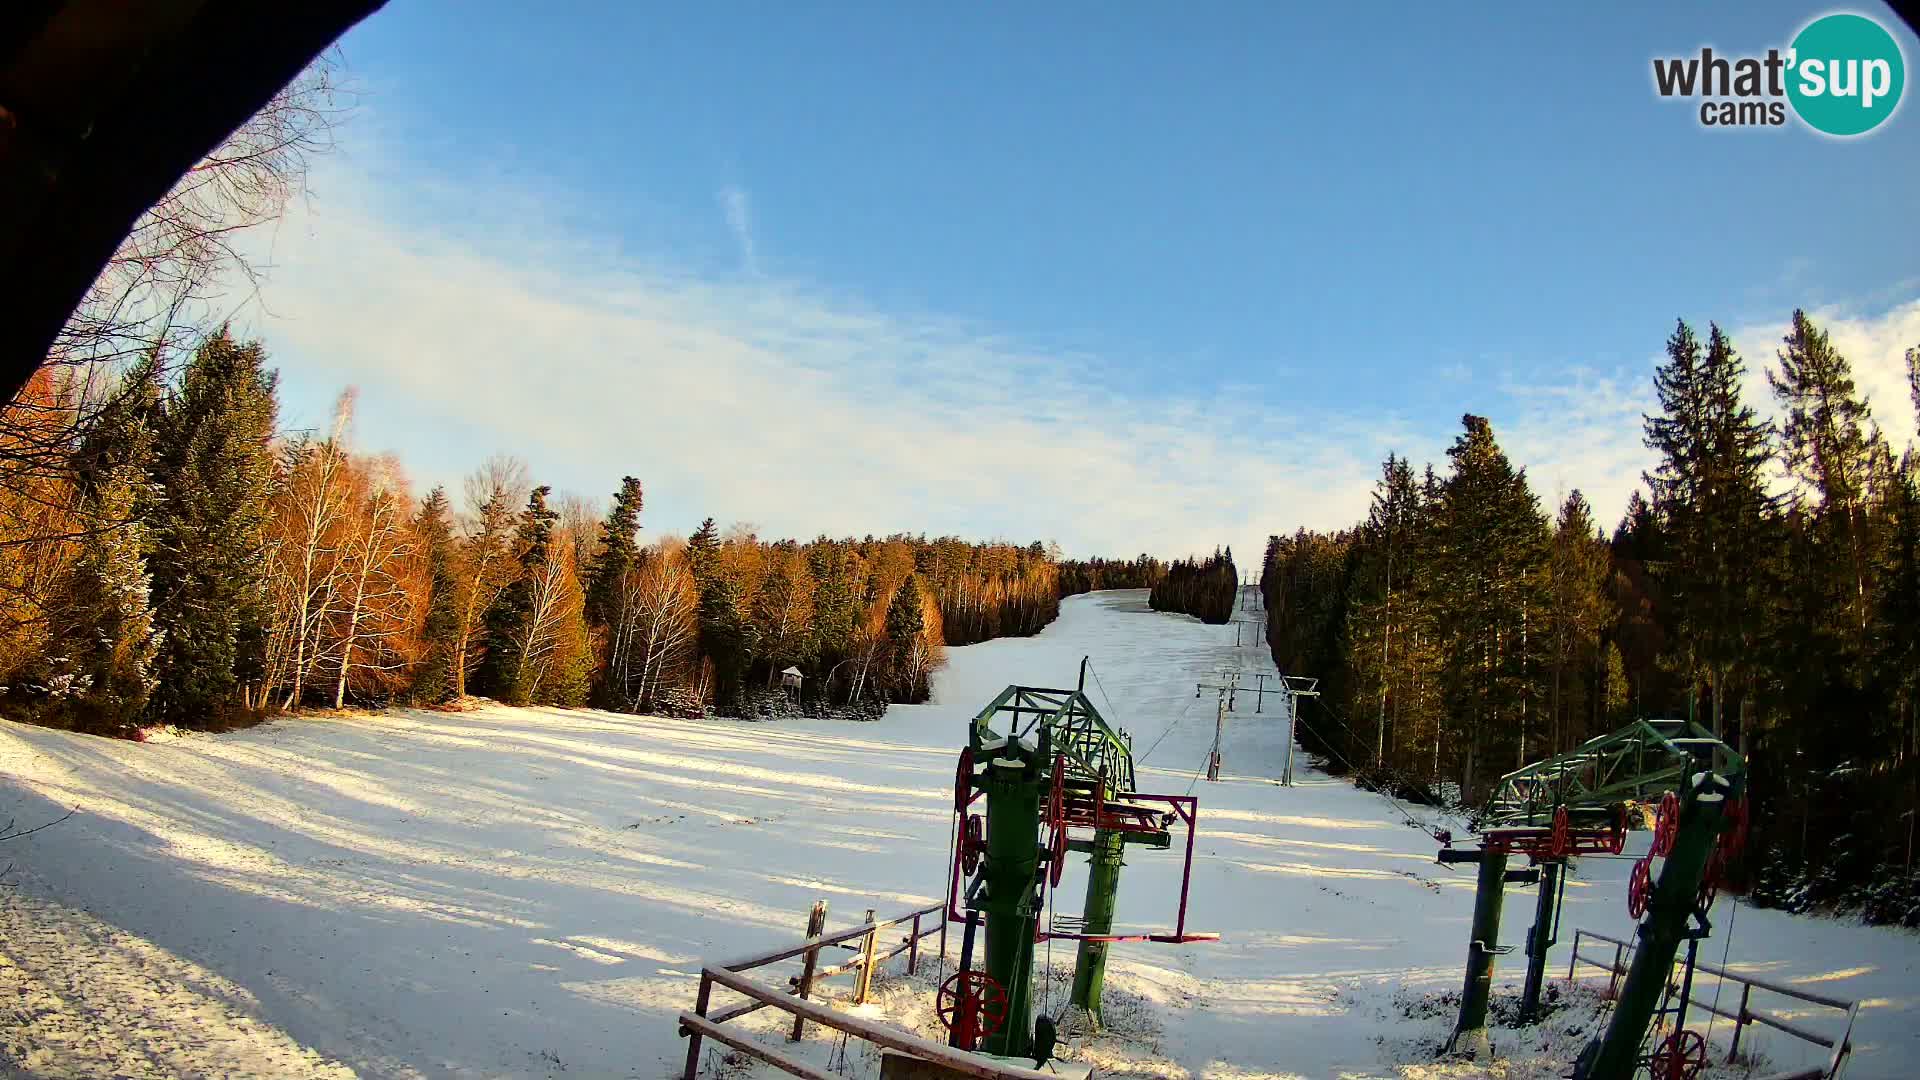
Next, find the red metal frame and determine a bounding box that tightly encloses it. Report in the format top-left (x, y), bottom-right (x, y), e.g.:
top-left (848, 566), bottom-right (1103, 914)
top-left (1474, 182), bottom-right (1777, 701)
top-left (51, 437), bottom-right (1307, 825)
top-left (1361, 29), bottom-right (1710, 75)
top-left (1037, 792), bottom-right (1217, 944)
top-left (945, 788), bottom-right (1218, 945)
top-left (1480, 805), bottom-right (1628, 859)
top-left (944, 787), bottom-right (987, 923)
top-left (940, 780), bottom-right (1213, 941)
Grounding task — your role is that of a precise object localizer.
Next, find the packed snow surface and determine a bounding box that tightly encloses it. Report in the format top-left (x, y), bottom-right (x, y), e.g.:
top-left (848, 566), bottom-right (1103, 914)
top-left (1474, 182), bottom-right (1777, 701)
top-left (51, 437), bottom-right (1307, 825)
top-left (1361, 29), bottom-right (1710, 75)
top-left (2, 591), bottom-right (1916, 1078)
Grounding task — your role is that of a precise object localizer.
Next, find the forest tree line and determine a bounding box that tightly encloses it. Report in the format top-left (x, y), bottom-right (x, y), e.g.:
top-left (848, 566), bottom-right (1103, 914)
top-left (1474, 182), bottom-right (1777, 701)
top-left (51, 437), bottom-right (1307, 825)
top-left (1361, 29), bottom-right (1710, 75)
top-left (1261, 311), bottom-right (1920, 924)
top-left (1057, 555), bottom-right (1167, 597)
top-left (0, 330), bottom-right (1069, 733)
top-left (1150, 549), bottom-right (1240, 624)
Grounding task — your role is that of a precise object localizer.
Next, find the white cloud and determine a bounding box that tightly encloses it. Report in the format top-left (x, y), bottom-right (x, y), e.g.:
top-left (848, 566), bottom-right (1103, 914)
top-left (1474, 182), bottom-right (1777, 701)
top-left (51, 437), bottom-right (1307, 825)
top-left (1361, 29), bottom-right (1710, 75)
top-left (718, 185), bottom-right (757, 276)
top-left (1729, 299), bottom-right (1920, 454)
top-left (240, 161), bottom-right (1386, 565)
top-left (1491, 300), bottom-right (1920, 532)
top-left (234, 152), bottom-right (1920, 571)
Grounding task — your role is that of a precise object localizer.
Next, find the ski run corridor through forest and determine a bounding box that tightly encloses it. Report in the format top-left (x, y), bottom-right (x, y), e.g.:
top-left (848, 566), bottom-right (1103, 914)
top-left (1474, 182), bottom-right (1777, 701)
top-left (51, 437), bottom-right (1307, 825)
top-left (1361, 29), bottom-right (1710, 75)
top-left (2, 591), bottom-right (1916, 1079)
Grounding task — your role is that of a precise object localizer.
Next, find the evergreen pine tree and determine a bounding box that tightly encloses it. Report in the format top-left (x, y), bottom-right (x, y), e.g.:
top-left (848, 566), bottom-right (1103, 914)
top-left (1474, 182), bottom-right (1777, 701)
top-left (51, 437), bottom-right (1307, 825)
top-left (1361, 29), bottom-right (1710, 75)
top-left (685, 516), bottom-right (746, 710)
top-left (478, 485), bottom-right (558, 704)
top-left (36, 362), bottom-right (164, 732)
top-left (410, 486), bottom-right (460, 704)
top-left (1346, 453), bottom-right (1420, 766)
top-left (885, 573), bottom-right (926, 698)
top-left (583, 477), bottom-right (643, 706)
top-left (1771, 310), bottom-right (1883, 675)
top-left (584, 476), bottom-right (643, 628)
top-left (1870, 457), bottom-right (1919, 758)
top-left (145, 329), bottom-right (280, 726)
top-left (1435, 414), bottom-right (1547, 792)
top-left (1644, 320), bottom-right (1776, 739)
top-left (1544, 490), bottom-right (1613, 754)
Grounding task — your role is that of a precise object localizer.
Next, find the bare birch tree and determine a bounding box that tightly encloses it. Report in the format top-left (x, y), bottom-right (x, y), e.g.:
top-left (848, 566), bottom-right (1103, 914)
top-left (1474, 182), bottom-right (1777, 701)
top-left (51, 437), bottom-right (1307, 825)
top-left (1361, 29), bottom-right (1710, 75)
top-left (328, 458), bottom-right (424, 707)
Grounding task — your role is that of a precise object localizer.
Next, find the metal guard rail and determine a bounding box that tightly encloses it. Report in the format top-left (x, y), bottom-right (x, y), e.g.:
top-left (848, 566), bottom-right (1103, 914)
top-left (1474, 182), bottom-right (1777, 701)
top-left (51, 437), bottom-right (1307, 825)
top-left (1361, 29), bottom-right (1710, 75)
top-left (1566, 927), bottom-right (1859, 1080)
top-left (678, 901), bottom-right (1057, 1080)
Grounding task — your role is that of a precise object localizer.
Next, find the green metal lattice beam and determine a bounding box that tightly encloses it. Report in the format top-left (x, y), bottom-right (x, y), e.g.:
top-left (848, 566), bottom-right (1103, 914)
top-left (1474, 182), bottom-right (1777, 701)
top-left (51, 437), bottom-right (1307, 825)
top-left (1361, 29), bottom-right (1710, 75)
top-left (970, 684), bottom-right (1135, 799)
top-left (1481, 718), bottom-right (1745, 829)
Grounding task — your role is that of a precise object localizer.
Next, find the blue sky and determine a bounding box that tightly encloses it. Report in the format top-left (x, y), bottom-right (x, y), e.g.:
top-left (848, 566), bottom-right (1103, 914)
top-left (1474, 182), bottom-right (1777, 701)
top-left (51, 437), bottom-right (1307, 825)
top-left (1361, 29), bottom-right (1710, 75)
top-left (243, 3), bottom-right (1920, 563)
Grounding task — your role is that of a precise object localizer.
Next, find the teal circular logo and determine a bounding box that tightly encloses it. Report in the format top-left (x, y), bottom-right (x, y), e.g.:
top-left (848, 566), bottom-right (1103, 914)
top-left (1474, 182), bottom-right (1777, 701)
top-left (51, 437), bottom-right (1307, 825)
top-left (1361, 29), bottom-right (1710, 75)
top-left (1787, 13), bottom-right (1905, 136)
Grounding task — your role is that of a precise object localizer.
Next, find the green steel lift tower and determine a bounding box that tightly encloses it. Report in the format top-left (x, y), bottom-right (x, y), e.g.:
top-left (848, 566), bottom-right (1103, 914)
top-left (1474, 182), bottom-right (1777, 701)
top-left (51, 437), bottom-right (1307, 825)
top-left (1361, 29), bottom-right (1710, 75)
top-left (1435, 717), bottom-right (1746, 1077)
top-left (940, 667), bottom-right (1215, 1059)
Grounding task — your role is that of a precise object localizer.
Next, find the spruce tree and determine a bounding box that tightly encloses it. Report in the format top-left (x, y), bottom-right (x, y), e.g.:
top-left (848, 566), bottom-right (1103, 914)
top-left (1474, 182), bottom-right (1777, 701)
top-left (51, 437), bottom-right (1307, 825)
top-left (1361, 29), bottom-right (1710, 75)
top-left (1644, 320), bottom-right (1775, 739)
top-left (885, 573), bottom-right (926, 699)
top-left (1435, 414), bottom-right (1547, 791)
top-left (1771, 310), bottom-right (1883, 675)
top-left (584, 476), bottom-right (643, 628)
top-left (1870, 457), bottom-right (1919, 758)
top-left (685, 516), bottom-right (746, 710)
top-left (478, 485), bottom-right (558, 704)
top-left (38, 363), bottom-right (163, 732)
top-left (583, 477), bottom-right (643, 706)
top-left (410, 486), bottom-right (460, 704)
top-left (145, 329), bottom-right (280, 726)
top-left (1347, 453), bottom-right (1420, 766)
top-left (1544, 490), bottom-right (1612, 753)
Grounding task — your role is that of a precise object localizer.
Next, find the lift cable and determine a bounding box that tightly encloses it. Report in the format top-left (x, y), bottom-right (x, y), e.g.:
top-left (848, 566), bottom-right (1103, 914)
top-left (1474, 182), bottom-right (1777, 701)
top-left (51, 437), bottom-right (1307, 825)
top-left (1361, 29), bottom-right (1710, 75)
top-left (939, 803), bottom-right (957, 989)
top-left (1135, 693), bottom-right (1200, 767)
top-left (1295, 697), bottom-right (1456, 844)
top-left (1184, 741), bottom-right (1214, 796)
top-left (1086, 661), bottom-right (1123, 732)
top-left (1705, 896), bottom-right (1739, 1047)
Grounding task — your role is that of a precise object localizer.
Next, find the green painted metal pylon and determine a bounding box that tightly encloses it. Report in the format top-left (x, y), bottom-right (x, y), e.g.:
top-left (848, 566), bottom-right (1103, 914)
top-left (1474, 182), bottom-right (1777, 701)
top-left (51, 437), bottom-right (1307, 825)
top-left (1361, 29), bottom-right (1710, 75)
top-left (1068, 827), bottom-right (1125, 1021)
top-left (1581, 770), bottom-right (1737, 1080)
top-left (1518, 859), bottom-right (1564, 1025)
top-left (1444, 849), bottom-right (1511, 1056)
top-left (976, 735), bottom-right (1046, 1059)
top-left (1441, 715), bottom-right (1745, 1063)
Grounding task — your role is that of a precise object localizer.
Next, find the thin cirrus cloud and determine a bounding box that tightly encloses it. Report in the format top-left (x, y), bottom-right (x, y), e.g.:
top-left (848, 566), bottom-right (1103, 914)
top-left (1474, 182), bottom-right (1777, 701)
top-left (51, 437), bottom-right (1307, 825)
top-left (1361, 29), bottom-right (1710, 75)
top-left (717, 184), bottom-right (758, 276)
top-left (239, 153), bottom-right (1920, 566)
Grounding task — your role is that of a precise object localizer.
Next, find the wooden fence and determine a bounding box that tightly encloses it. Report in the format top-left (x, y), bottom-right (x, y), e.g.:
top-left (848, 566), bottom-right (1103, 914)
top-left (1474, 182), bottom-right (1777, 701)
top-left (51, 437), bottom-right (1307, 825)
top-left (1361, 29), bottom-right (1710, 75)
top-left (677, 900), bottom-right (1055, 1080)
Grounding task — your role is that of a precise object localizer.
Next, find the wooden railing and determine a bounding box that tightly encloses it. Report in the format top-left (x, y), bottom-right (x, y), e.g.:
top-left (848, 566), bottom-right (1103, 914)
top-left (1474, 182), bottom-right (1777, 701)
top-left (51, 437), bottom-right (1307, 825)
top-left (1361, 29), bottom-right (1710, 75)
top-left (1566, 927), bottom-right (1859, 1080)
top-left (677, 900), bottom-right (1054, 1080)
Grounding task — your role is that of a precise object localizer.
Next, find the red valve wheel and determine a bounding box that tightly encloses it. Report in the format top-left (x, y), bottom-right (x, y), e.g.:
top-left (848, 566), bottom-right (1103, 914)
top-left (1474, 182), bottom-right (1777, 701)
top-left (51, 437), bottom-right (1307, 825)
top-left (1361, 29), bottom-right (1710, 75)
top-left (1610, 804), bottom-right (1629, 855)
top-left (1653, 791), bottom-right (1680, 857)
top-left (1551, 805), bottom-right (1571, 858)
top-left (1628, 855), bottom-right (1653, 920)
top-left (936, 970), bottom-right (1008, 1050)
top-left (1651, 1028), bottom-right (1708, 1080)
top-left (960, 814), bottom-right (986, 876)
top-left (1049, 820), bottom-right (1069, 886)
top-left (954, 747), bottom-right (975, 815)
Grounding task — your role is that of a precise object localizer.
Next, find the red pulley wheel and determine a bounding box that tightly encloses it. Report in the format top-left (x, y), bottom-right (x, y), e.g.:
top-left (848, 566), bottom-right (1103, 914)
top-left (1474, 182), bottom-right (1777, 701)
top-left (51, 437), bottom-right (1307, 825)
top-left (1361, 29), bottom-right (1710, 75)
top-left (1610, 804), bottom-right (1629, 855)
top-left (960, 814), bottom-right (985, 876)
top-left (1651, 1028), bottom-right (1708, 1080)
top-left (1653, 791), bottom-right (1680, 857)
top-left (936, 970), bottom-right (1008, 1050)
top-left (1627, 855), bottom-right (1653, 920)
top-left (954, 747), bottom-right (974, 815)
top-left (1551, 805), bottom-right (1571, 857)
top-left (1049, 822), bottom-right (1069, 886)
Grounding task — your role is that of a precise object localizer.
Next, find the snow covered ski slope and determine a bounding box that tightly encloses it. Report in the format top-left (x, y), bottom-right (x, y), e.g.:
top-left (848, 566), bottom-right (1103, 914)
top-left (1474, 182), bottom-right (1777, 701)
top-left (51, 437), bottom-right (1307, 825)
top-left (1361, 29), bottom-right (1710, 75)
top-left (2, 590), bottom-right (1916, 1078)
